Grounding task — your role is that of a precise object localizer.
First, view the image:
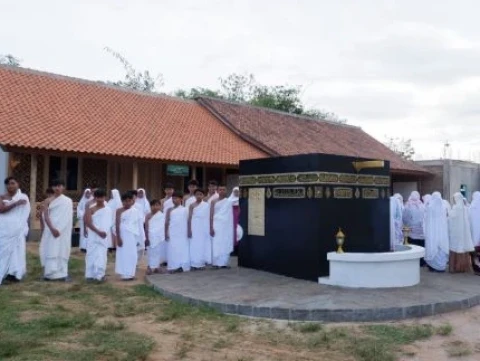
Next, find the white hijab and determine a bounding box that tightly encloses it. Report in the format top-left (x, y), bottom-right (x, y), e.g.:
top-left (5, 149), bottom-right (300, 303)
top-left (135, 188), bottom-right (150, 216)
top-left (424, 192), bottom-right (449, 260)
top-left (107, 189), bottom-right (122, 211)
top-left (449, 192), bottom-right (475, 253)
top-left (402, 191), bottom-right (425, 239)
top-left (393, 193), bottom-right (404, 212)
top-left (77, 188), bottom-right (92, 217)
top-left (228, 187), bottom-right (240, 206)
top-left (422, 194), bottom-right (432, 206)
top-left (469, 191), bottom-right (480, 247)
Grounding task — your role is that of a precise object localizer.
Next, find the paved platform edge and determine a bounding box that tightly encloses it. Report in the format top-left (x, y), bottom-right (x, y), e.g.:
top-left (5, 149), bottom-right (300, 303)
top-left (145, 276), bottom-right (480, 322)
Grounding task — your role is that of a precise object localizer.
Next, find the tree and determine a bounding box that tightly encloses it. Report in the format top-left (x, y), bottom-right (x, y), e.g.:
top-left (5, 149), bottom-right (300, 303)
top-left (174, 87), bottom-right (223, 100)
top-left (174, 72), bottom-right (347, 123)
top-left (250, 85), bottom-right (304, 114)
top-left (0, 54), bottom-right (21, 66)
top-left (219, 73), bottom-right (254, 102)
top-left (303, 109), bottom-right (347, 123)
top-left (104, 47), bottom-right (162, 92)
top-left (384, 136), bottom-right (415, 160)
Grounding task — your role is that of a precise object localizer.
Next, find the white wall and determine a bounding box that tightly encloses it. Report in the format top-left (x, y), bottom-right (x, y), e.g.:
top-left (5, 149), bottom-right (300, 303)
top-left (392, 182), bottom-right (418, 200)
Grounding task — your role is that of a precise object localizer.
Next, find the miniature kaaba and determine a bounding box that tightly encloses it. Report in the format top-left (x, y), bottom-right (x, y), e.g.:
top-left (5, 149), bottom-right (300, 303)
top-left (238, 153), bottom-right (391, 282)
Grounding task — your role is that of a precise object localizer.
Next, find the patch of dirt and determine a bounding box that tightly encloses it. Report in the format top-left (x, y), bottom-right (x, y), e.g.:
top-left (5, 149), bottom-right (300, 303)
top-left (396, 307), bottom-right (480, 361)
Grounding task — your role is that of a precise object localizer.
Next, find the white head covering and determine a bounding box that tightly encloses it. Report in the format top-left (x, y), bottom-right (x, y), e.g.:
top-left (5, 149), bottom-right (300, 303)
top-left (449, 192), bottom-right (475, 253)
top-left (406, 191), bottom-right (423, 210)
top-left (228, 187), bottom-right (240, 206)
top-left (469, 191), bottom-right (480, 247)
top-left (402, 191), bottom-right (425, 239)
top-left (107, 189), bottom-right (122, 211)
top-left (422, 194), bottom-right (432, 206)
top-left (393, 193), bottom-right (404, 212)
top-left (77, 188), bottom-right (92, 218)
top-left (135, 188), bottom-right (150, 216)
top-left (424, 192), bottom-right (449, 261)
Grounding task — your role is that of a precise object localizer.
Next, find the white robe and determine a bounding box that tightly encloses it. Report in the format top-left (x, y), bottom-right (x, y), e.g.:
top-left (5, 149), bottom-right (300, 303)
top-left (0, 190), bottom-right (30, 284)
top-left (403, 192), bottom-right (425, 240)
top-left (85, 206), bottom-right (112, 280)
top-left (163, 197), bottom-right (174, 214)
top-left (389, 196), bottom-right (403, 249)
top-left (212, 198), bottom-right (234, 267)
top-left (469, 191), bottom-right (480, 247)
top-left (189, 201), bottom-right (209, 268)
top-left (449, 193), bottom-right (475, 253)
top-left (184, 195), bottom-right (196, 209)
top-left (147, 211), bottom-right (166, 268)
top-left (77, 189), bottom-right (92, 250)
top-left (167, 206), bottom-right (190, 271)
top-left (133, 203), bottom-right (147, 263)
top-left (206, 192), bottom-right (219, 204)
top-left (424, 194), bottom-right (449, 271)
top-left (107, 189), bottom-right (122, 248)
top-left (115, 207), bottom-right (143, 279)
top-left (41, 195), bottom-right (73, 279)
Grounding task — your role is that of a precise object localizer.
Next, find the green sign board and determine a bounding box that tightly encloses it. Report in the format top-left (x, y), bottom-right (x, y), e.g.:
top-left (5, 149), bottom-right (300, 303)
top-left (167, 164), bottom-right (190, 177)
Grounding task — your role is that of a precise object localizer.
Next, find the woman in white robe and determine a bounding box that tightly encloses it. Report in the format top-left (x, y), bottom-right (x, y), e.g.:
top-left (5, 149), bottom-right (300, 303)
top-left (424, 192), bottom-right (449, 272)
top-left (389, 196), bottom-right (403, 250)
top-left (469, 192), bottom-right (480, 247)
top-left (135, 188), bottom-right (150, 217)
top-left (146, 202), bottom-right (166, 273)
top-left (77, 189), bottom-right (92, 251)
top-left (0, 178), bottom-right (30, 284)
top-left (115, 202), bottom-right (144, 280)
top-left (403, 191), bottom-right (425, 245)
top-left (41, 184), bottom-right (73, 281)
top-left (107, 189), bottom-right (122, 250)
top-left (166, 198), bottom-right (190, 272)
top-left (85, 201), bottom-right (112, 281)
top-left (188, 192), bottom-right (209, 269)
top-left (211, 196), bottom-right (234, 268)
top-left (448, 192), bottom-right (474, 273)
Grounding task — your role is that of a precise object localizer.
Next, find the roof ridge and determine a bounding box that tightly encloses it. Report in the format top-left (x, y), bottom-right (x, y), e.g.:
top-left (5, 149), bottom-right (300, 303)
top-left (196, 95), bottom-right (359, 129)
top-left (0, 64), bottom-right (197, 105)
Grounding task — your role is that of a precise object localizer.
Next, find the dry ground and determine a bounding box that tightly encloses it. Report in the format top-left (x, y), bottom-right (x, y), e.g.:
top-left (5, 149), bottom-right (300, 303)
top-left (1, 243), bottom-right (479, 361)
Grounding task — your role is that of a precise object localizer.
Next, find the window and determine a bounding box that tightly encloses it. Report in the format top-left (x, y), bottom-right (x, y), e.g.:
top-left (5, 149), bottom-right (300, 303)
top-left (48, 156), bottom-right (62, 183)
top-left (48, 156), bottom-right (80, 190)
top-left (66, 158), bottom-right (79, 191)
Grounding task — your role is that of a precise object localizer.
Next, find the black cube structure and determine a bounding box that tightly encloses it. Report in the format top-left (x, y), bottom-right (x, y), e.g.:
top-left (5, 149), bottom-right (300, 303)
top-left (238, 153), bottom-right (391, 282)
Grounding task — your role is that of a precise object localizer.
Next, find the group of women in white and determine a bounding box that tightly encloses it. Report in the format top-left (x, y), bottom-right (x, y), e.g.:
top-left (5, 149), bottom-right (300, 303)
top-left (75, 180), bottom-right (241, 281)
top-left (390, 190), bottom-right (480, 274)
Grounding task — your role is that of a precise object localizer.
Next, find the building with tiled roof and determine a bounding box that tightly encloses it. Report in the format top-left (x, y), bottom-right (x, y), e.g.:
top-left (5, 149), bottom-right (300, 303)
top-left (0, 65), bottom-right (430, 230)
top-left (197, 97), bottom-right (428, 177)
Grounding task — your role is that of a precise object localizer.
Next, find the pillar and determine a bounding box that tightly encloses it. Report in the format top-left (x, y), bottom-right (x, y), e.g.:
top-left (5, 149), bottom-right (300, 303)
top-left (192, 166), bottom-right (197, 180)
top-left (29, 154), bottom-right (37, 226)
top-left (132, 161), bottom-right (138, 190)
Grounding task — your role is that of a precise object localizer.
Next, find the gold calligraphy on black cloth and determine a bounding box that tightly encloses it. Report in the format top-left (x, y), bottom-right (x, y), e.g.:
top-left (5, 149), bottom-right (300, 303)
top-left (239, 171), bottom-right (390, 188)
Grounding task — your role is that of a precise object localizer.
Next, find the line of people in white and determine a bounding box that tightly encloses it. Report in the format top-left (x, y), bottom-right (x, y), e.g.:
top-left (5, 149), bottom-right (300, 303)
top-left (0, 176), bottom-right (240, 285)
top-left (390, 190), bottom-right (480, 274)
top-left (74, 180), bottom-right (240, 281)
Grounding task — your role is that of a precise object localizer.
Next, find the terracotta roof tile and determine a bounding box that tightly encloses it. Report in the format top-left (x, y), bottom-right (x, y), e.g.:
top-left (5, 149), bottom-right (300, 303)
top-left (198, 97), bottom-right (429, 175)
top-left (0, 66), bottom-right (266, 165)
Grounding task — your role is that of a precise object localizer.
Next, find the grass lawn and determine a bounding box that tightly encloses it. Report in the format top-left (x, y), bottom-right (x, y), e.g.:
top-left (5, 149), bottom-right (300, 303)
top-left (0, 247), bottom-right (454, 361)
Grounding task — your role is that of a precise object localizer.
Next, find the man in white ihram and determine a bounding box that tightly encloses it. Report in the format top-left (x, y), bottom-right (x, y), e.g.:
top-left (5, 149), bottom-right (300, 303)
top-left (40, 179), bottom-right (73, 282)
top-left (210, 185), bottom-right (234, 269)
top-left (0, 176), bottom-right (30, 285)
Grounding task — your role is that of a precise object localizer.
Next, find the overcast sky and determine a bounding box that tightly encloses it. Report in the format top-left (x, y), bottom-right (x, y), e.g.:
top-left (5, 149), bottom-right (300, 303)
top-left (2, 0), bottom-right (480, 160)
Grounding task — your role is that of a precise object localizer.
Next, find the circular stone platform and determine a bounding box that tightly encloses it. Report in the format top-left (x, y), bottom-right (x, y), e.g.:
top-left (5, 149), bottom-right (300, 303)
top-left (146, 258), bottom-right (480, 322)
